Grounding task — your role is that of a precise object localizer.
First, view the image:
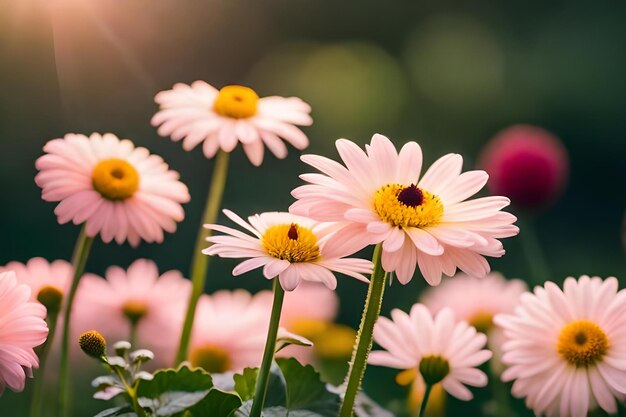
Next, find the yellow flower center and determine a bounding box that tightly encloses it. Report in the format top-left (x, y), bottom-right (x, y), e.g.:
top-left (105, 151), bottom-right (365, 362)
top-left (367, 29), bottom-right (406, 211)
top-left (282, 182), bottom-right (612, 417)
top-left (289, 319), bottom-right (329, 340)
top-left (36, 285), bottom-right (64, 312)
top-left (122, 300), bottom-right (148, 325)
top-left (313, 324), bottom-right (357, 360)
top-left (373, 184), bottom-right (444, 228)
top-left (92, 158), bottom-right (139, 201)
top-left (189, 344), bottom-right (232, 373)
top-left (213, 85), bottom-right (259, 119)
top-left (261, 223), bottom-right (320, 263)
top-left (557, 320), bottom-right (609, 367)
top-left (469, 311), bottom-right (494, 334)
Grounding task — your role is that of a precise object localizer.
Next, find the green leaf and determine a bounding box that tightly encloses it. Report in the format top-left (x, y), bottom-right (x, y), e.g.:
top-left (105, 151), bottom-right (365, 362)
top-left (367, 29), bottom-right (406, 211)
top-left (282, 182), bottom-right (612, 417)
top-left (138, 390), bottom-right (210, 416)
top-left (185, 388), bottom-right (243, 417)
top-left (137, 366), bottom-right (214, 398)
top-left (234, 363), bottom-right (285, 407)
top-left (279, 358), bottom-right (338, 415)
top-left (233, 358), bottom-right (339, 417)
top-left (94, 406), bottom-right (134, 417)
top-left (136, 365), bottom-right (241, 417)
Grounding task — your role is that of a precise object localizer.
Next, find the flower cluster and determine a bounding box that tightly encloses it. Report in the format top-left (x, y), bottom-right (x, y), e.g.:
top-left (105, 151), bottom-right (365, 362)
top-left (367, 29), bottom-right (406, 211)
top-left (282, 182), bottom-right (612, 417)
top-left (2, 74), bottom-right (621, 417)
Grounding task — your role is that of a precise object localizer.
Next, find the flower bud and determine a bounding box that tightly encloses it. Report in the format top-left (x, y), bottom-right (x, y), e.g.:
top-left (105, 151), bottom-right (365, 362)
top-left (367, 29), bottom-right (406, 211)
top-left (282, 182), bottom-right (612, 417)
top-left (419, 355), bottom-right (450, 385)
top-left (113, 341), bottom-right (132, 357)
top-left (479, 125), bottom-right (568, 210)
top-left (79, 330), bottom-right (107, 359)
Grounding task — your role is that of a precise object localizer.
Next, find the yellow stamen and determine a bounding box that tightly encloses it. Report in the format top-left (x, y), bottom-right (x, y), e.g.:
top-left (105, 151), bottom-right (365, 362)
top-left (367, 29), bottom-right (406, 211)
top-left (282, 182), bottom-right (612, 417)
top-left (373, 184), bottom-right (444, 228)
top-left (92, 158), bottom-right (139, 201)
top-left (557, 320), bottom-right (609, 367)
top-left (469, 311), bottom-right (494, 334)
top-left (261, 223), bottom-right (320, 263)
top-left (122, 300), bottom-right (148, 324)
top-left (213, 85), bottom-right (259, 119)
top-left (189, 344), bottom-right (232, 373)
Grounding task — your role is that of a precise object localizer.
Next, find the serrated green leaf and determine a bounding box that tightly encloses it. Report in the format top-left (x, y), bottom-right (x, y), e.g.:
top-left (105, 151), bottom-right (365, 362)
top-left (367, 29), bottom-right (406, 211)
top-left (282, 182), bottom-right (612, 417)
top-left (138, 390), bottom-right (210, 416)
top-left (136, 366), bottom-right (214, 399)
top-left (185, 388), bottom-right (242, 417)
top-left (94, 405), bottom-right (133, 417)
top-left (278, 358), bottom-right (339, 416)
top-left (234, 362), bottom-right (285, 407)
top-left (233, 358), bottom-right (339, 417)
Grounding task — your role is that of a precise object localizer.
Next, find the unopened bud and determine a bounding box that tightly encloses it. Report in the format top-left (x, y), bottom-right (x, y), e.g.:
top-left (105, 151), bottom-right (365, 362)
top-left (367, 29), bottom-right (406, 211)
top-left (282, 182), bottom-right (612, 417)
top-left (37, 286), bottom-right (63, 312)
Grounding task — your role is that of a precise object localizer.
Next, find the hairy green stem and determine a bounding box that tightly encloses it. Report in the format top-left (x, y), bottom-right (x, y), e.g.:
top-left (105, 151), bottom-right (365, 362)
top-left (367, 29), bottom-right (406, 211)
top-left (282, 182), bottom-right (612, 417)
top-left (418, 384), bottom-right (433, 417)
top-left (176, 150), bottom-right (230, 364)
top-left (339, 244), bottom-right (387, 417)
top-left (30, 308), bottom-right (60, 417)
top-left (59, 226), bottom-right (94, 417)
top-left (250, 278), bottom-right (285, 417)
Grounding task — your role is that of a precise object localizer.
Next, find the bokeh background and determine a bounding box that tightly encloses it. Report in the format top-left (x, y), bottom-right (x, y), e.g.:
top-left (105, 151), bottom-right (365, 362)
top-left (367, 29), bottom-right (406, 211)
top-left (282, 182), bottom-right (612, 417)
top-left (1, 1), bottom-right (625, 416)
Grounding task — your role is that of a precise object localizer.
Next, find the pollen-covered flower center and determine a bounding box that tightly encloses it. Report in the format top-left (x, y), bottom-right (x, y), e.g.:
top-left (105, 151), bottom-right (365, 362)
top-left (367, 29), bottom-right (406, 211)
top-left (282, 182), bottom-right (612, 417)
top-left (122, 300), bottom-right (149, 324)
top-left (261, 223), bottom-right (320, 263)
top-left (469, 311), bottom-right (494, 334)
top-left (374, 184), bottom-right (444, 228)
top-left (557, 320), bottom-right (609, 367)
top-left (213, 85), bottom-right (259, 119)
top-left (92, 158), bottom-right (139, 201)
top-left (189, 344), bottom-right (232, 373)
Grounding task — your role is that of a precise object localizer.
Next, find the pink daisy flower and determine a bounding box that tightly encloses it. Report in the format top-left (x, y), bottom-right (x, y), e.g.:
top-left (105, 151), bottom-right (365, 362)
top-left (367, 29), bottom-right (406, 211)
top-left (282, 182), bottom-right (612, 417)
top-left (495, 276), bottom-right (626, 417)
top-left (189, 290), bottom-right (273, 373)
top-left (73, 259), bottom-right (191, 367)
top-left (35, 133), bottom-right (190, 246)
top-left (151, 82), bottom-right (312, 166)
top-left (0, 258), bottom-right (73, 309)
top-left (0, 271), bottom-right (49, 394)
top-left (421, 272), bottom-right (527, 335)
top-left (369, 304), bottom-right (492, 400)
top-left (203, 210), bottom-right (373, 291)
top-left (479, 124), bottom-right (568, 210)
top-left (278, 281), bottom-right (340, 363)
top-left (290, 133), bottom-right (519, 285)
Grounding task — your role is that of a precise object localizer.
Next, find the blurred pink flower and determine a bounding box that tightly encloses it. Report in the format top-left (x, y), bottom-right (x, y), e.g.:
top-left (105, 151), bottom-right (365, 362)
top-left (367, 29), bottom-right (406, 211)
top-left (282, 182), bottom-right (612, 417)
top-left (35, 133), bottom-right (190, 246)
top-left (291, 133), bottom-right (519, 285)
top-left (278, 281), bottom-right (339, 363)
top-left (73, 259), bottom-right (191, 367)
top-left (369, 304), bottom-right (492, 401)
top-left (495, 276), bottom-right (626, 417)
top-left (203, 210), bottom-right (373, 291)
top-left (421, 272), bottom-right (527, 335)
top-left (0, 271), bottom-right (48, 394)
top-left (151, 82), bottom-right (312, 166)
top-left (0, 258), bottom-right (72, 352)
top-left (478, 124), bottom-right (569, 210)
top-left (189, 290), bottom-right (273, 373)
top-left (1, 257), bottom-right (72, 307)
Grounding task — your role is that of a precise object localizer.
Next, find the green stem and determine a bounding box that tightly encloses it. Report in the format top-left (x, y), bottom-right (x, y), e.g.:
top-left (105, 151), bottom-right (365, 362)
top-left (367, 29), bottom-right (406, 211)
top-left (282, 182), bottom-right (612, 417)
top-left (418, 384), bottom-right (433, 417)
top-left (59, 226), bottom-right (94, 417)
top-left (112, 367), bottom-right (147, 417)
top-left (339, 244), bottom-right (387, 417)
top-left (249, 278), bottom-right (285, 417)
top-left (175, 150), bottom-right (230, 364)
top-left (519, 217), bottom-right (550, 284)
top-left (129, 320), bottom-right (139, 348)
top-left (30, 308), bottom-right (60, 417)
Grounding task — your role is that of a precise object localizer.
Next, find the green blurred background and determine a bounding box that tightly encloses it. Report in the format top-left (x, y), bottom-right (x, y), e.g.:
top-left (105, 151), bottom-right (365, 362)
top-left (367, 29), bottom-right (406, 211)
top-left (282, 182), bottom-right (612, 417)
top-left (1, 1), bottom-right (625, 416)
